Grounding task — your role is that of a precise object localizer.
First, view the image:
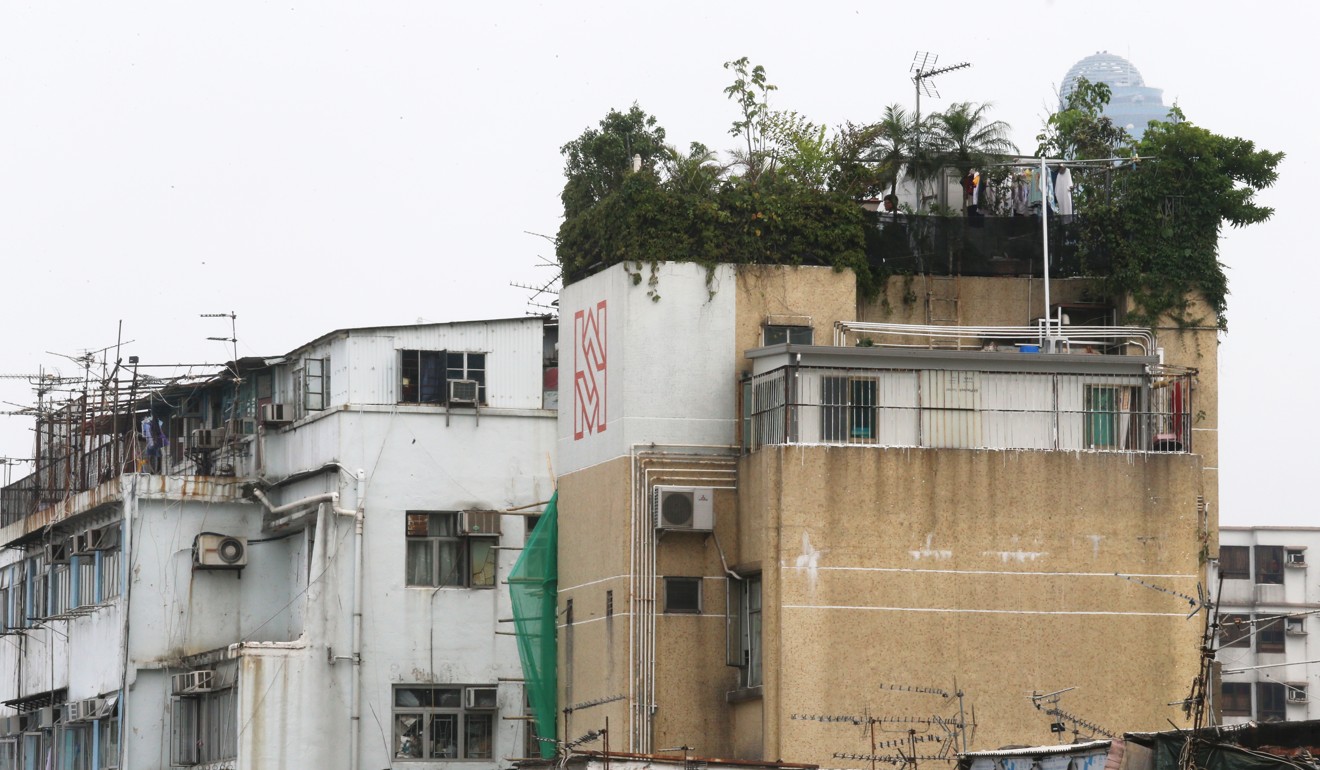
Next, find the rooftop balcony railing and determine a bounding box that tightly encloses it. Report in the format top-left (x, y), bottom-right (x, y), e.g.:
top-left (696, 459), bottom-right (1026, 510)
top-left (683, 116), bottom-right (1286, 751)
top-left (743, 364), bottom-right (1192, 455)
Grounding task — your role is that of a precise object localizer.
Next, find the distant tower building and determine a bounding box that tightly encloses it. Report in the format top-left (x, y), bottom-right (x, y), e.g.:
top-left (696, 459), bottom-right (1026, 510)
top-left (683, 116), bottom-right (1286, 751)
top-left (1061, 51), bottom-right (1168, 139)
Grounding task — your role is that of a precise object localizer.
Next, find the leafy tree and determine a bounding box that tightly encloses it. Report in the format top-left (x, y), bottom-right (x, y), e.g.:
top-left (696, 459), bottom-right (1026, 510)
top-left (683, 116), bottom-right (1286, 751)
top-left (762, 110), bottom-right (837, 191)
top-left (925, 101), bottom-right (1018, 177)
top-left (1095, 109), bottom-right (1282, 328)
top-left (1037, 78), bottom-right (1132, 161)
top-left (661, 142), bottom-right (727, 198)
top-left (723, 57), bottom-right (778, 182)
top-left (560, 104), bottom-right (667, 219)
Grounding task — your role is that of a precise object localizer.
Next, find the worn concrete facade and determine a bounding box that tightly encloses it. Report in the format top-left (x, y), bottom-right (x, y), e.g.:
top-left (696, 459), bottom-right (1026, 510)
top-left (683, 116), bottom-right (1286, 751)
top-left (0, 317), bottom-right (557, 769)
top-left (556, 263), bottom-right (1215, 766)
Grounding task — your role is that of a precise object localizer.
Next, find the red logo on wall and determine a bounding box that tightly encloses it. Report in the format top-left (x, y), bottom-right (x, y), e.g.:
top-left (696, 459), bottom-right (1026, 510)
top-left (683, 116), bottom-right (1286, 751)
top-left (574, 301), bottom-right (607, 440)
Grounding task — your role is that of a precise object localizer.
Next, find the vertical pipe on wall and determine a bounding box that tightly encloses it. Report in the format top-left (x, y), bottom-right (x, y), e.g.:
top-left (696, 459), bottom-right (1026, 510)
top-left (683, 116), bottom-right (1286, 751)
top-left (349, 469), bottom-right (365, 770)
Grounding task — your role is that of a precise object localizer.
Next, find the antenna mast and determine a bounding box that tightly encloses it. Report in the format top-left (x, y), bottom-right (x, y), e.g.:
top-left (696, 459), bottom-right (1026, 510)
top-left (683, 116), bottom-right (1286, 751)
top-left (910, 52), bottom-right (971, 208)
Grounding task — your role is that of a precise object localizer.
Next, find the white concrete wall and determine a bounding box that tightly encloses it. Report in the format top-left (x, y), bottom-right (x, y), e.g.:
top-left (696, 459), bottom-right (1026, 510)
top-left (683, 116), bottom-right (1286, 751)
top-left (557, 262), bottom-right (739, 475)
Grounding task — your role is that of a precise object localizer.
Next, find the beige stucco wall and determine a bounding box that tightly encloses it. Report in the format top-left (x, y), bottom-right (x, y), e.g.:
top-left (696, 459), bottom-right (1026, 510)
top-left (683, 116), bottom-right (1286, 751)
top-left (741, 445), bottom-right (1208, 764)
top-left (735, 265), bottom-right (856, 372)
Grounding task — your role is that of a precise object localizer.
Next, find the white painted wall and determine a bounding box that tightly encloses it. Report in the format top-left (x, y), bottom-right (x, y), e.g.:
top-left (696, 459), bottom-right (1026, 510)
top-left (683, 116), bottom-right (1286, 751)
top-left (557, 262), bottom-right (739, 475)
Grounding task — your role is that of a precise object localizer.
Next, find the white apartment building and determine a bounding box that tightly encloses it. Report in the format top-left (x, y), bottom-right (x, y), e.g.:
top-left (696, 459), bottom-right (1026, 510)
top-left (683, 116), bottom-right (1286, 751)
top-left (1213, 527), bottom-right (1320, 723)
top-left (0, 317), bottom-right (558, 769)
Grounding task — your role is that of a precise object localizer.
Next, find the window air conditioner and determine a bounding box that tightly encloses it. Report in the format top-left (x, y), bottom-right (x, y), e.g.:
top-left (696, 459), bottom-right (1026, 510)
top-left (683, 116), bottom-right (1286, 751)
top-left (171, 670), bottom-right (215, 695)
top-left (465, 686), bottom-right (498, 709)
top-left (45, 540), bottom-right (70, 564)
top-left (194, 534), bottom-right (248, 569)
top-left (652, 486), bottom-right (715, 532)
top-left (76, 699), bottom-right (102, 723)
top-left (1287, 687), bottom-right (1308, 704)
top-left (191, 428), bottom-right (223, 451)
top-left (72, 533), bottom-right (93, 555)
top-left (461, 510), bottom-right (502, 536)
top-left (449, 379), bottom-right (480, 405)
top-left (65, 701), bottom-right (83, 723)
top-left (89, 526), bottom-right (121, 551)
top-left (36, 707), bottom-right (55, 729)
top-left (260, 403), bottom-right (292, 425)
top-left (1287, 550), bottom-right (1307, 567)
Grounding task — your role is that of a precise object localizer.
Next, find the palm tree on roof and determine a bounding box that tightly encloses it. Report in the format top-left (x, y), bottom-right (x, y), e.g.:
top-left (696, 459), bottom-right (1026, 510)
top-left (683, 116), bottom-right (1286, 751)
top-left (926, 101), bottom-right (1018, 177)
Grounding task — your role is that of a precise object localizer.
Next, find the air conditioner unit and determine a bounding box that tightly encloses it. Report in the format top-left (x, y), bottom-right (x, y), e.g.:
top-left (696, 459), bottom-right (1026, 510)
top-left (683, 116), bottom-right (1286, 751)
top-left (1287, 550), bottom-right (1307, 567)
top-left (448, 379), bottom-right (480, 405)
top-left (224, 418), bottom-right (254, 437)
top-left (171, 670), bottom-right (215, 695)
top-left (1287, 619), bottom-right (1308, 635)
top-left (465, 686), bottom-right (497, 709)
top-left (72, 533), bottom-right (93, 555)
top-left (194, 534), bottom-right (248, 569)
top-left (461, 510), bottom-right (502, 536)
top-left (652, 486), bottom-right (715, 532)
top-left (35, 706), bottom-right (55, 729)
top-left (191, 428), bottom-right (223, 450)
top-left (1287, 687), bottom-right (1308, 704)
top-left (260, 403), bottom-right (292, 425)
top-left (45, 540), bottom-right (70, 564)
top-left (65, 702), bottom-right (83, 723)
top-left (88, 526), bottom-right (121, 551)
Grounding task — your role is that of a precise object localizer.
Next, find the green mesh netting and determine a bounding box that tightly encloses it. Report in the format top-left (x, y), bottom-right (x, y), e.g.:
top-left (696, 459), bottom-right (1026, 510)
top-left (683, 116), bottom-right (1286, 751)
top-left (509, 490), bottom-right (558, 758)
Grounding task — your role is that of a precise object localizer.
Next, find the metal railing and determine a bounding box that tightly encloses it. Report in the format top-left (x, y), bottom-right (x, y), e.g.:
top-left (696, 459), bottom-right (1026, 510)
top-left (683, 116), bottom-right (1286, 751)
top-left (744, 365), bottom-right (1192, 454)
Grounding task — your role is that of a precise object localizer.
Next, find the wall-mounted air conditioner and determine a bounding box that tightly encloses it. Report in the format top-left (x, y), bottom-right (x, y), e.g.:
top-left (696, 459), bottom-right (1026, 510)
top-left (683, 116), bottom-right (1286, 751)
top-left (652, 486), bottom-right (715, 532)
top-left (88, 526), bottom-right (121, 551)
top-left (465, 686), bottom-right (497, 709)
top-left (449, 379), bottom-right (480, 405)
top-left (194, 534), bottom-right (248, 569)
top-left (461, 510), bottom-right (501, 536)
top-left (64, 702), bottom-right (83, 723)
top-left (260, 403), bottom-right (292, 425)
top-left (44, 540), bottom-right (70, 565)
top-left (191, 428), bottom-right (223, 450)
top-left (1287, 549), bottom-right (1307, 567)
top-left (1287, 686), bottom-right (1308, 704)
top-left (35, 707), bottom-right (55, 729)
top-left (75, 699), bottom-right (102, 723)
top-left (171, 670), bottom-right (215, 695)
top-left (72, 533), bottom-right (93, 555)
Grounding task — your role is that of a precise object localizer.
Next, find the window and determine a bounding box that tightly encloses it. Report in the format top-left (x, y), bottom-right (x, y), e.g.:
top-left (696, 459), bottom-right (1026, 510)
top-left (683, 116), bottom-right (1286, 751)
top-left (400, 351), bottom-right (486, 405)
top-left (822, 377), bottom-right (878, 442)
top-left (405, 512), bottom-right (497, 588)
top-left (1220, 682), bottom-right (1252, 717)
top-left (1218, 614), bottom-right (1251, 648)
top-left (1256, 682), bottom-right (1286, 721)
top-left (727, 574), bottom-right (762, 689)
top-left (172, 685), bottom-right (237, 766)
top-left (304, 358), bottom-right (329, 411)
top-left (664, 578), bottom-right (702, 614)
top-left (1257, 615), bottom-right (1285, 653)
top-left (763, 325), bottom-right (813, 346)
top-left (1255, 545), bottom-right (1284, 584)
top-left (393, 686), bottom-right (496, 760)
top-left (1084, 385), bottom-right (1125, 449)
top-left (1218, 546), bottom-right (1250, 580)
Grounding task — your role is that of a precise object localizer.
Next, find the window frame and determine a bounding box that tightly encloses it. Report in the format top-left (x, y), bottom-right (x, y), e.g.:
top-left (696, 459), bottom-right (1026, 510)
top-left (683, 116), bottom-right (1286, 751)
top-left (405, 512), bottom-right (498, 589)
top-left (392, 684), bottom-right (497, 761)
top-left (1256, 614), bottom-right (1286, 653)
top-left (727, 573), bottom-right (762, 689)
top-left (663, 577), bottom-right (702, 614)
top-left (1218, 546), bottom-right (1250, 580)
top-left (1255, 545), bottom-right (1284, 584)
top-left (171, 682), bottom-right (237, 767)
top-left (763, 325), bottom-right (813, 347)
top-left (1218, 613), bottom-right (1252, 648)
top-left (1256, 681), bottom-right (1286, 721)
top-left (400, 350), bottom-right (487, 406)
top-left (822, 376), bottom-right (879, 443)
top-left (1220, 682), bottom-right (1252, 717)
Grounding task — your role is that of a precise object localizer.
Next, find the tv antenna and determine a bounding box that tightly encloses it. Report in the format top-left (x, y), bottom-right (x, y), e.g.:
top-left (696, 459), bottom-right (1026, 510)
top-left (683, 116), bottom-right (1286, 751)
top-left (201, 312), bottom-right (240, 372)
top-left (910, 52), bottom-right (971, 207)
top-left (793, 682), bottom-right (973, 770)
top-left (512, 235), bottom-right (562, 315)
top-left (1029, 688), bottom-right (1114, 741)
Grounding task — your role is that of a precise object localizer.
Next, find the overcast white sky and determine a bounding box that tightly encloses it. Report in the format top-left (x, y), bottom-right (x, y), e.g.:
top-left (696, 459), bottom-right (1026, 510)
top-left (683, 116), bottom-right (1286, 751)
top-left (0, 1), bottom-right (1313, 526)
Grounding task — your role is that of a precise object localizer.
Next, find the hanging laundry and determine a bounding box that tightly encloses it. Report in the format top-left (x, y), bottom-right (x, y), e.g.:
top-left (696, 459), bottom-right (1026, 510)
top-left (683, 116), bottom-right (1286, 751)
top-left (1056, 166), bottom-right (1074, 216)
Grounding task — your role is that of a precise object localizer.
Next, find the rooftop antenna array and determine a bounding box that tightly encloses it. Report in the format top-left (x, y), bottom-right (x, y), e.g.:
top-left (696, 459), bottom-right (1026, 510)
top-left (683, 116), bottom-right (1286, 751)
top-left (792, 680), bottom-right (973, 770)
top-left (1029, 688), bottom-right (1115, 742)
top-left (512, 233), bottom-right (562, 315)
top-left (910, 52), bottom-right (971, 207)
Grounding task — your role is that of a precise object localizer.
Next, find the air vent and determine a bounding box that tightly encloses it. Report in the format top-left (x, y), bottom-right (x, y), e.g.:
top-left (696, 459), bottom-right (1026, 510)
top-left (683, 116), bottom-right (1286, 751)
top-left (652, 486), bottom-right (715, 532)
top-left (194, 534), bottom-right (248, 569)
